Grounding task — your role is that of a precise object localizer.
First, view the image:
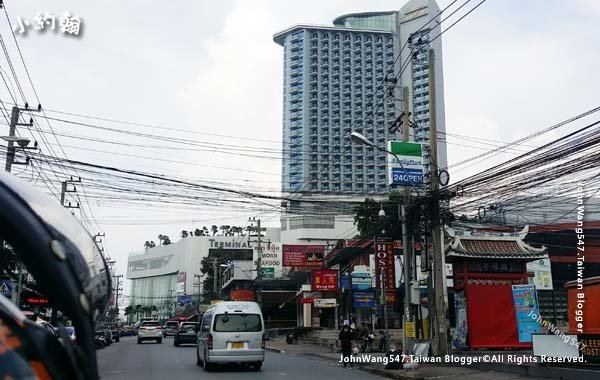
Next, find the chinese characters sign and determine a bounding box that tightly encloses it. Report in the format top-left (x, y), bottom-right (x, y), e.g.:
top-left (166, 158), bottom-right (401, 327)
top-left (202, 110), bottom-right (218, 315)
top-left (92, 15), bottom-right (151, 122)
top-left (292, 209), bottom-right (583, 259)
top-left (282, 245), bottom-right (325, 268)
top-left (312, 269), bottom-right (338, 291)
top-left (13, 11), bottom-right (83, 37)
top-left (374, 242), bottom-right (396, 299)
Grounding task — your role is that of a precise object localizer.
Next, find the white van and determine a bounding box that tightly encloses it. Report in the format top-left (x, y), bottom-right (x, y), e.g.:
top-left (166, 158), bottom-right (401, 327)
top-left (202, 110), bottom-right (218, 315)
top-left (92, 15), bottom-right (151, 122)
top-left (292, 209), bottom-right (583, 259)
top-left (196, 301), bottom-right (265, 371)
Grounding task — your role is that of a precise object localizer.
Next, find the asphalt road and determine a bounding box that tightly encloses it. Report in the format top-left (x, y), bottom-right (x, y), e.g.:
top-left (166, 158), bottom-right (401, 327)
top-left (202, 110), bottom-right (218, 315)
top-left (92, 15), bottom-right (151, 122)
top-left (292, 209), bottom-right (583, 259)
top-left (97, 336), bottom-right (384, 380)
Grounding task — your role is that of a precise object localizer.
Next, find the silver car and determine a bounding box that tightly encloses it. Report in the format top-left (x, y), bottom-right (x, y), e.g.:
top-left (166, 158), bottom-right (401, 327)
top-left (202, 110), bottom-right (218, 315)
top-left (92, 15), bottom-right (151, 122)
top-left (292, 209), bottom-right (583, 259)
top-left (196, 302), bottom-right (265, 371)
top-left (137, 320), bottom-right (163, 344)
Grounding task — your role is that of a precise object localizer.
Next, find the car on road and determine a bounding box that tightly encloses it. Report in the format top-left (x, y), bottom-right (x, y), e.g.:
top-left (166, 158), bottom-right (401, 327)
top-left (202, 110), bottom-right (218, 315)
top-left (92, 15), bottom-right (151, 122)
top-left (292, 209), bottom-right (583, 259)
top-left (138, 320), bottom-right (163, 344)
top-left (174, 322), bottom-right (199, 346)
top-left (97, 324), bottom-right (113, 346)
top-left (120, 325), bottom-right (135, 337)
top-left (197, 301), bottom-right (265, 371)
top-left (163, 321), bottom-right (179, 337)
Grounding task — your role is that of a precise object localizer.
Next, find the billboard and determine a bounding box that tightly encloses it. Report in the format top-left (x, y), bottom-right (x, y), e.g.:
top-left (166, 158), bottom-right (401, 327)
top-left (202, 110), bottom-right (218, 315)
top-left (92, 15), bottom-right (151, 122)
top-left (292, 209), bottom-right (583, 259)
top-left (374, 242), bottom-right (396, 293)
top-left (255, 242), bottom-right (282, 278)
top-left (353, 291), bottom-right (375, 308)
top-left (176, 271), bottom-right (186, 295)
top-left (282, 245), bottom-right (325, 268)
top-left (387, 141), bottom-right (426, 187)
top-left (512, 284), bottom-right (541, 343)
top-left (351, 273), bottom-right (372, 291)
top-left (312, 269), bottom-right (338, 291)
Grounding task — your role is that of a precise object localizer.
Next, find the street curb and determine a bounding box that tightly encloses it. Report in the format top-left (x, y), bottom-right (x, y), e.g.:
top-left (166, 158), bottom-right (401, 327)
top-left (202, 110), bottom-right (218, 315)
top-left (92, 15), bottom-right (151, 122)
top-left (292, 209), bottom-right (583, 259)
top-left (265, 346), bottom-right (285, 354)
top-left (440, 361), bottom-right (600, 380)
top-left (358, 366), bottom-right (425, 380)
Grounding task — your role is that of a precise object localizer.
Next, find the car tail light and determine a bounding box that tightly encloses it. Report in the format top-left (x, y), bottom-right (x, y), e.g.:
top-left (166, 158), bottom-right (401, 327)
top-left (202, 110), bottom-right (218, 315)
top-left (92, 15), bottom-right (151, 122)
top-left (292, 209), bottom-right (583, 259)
top-left (208, 334), bottom-right (213, 349)
top-left (261, 333), bottom-right (266, 349)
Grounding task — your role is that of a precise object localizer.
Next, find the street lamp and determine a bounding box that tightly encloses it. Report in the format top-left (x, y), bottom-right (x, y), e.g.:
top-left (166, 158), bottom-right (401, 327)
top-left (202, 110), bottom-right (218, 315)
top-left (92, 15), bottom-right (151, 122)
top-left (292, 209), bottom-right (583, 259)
top-left (351, 131), bottom-right (413, 355)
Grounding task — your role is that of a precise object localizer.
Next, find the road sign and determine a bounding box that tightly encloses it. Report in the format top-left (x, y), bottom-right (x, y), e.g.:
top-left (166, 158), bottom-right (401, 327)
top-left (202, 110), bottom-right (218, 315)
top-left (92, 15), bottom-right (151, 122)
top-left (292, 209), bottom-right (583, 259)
top-left (387, 141), bottom-right (426, 187)
top-left (0, 280), bottom-right (12, 298)
top-left (260, 267), bottom-right (275, 279)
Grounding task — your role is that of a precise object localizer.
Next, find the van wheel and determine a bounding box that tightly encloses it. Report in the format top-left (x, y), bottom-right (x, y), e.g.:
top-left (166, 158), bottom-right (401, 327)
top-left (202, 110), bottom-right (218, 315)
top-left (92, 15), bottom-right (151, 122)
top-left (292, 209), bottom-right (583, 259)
top-left (157, 338), bottom-right (162, 344)
top-left (137, 338), bottom-right (142, 344)
top-left (196, 347), bottom-right (202, 366)
top-left (203, 352), bottom-right (213, 371)
top-left (252, 362), bottom-right (262, 371)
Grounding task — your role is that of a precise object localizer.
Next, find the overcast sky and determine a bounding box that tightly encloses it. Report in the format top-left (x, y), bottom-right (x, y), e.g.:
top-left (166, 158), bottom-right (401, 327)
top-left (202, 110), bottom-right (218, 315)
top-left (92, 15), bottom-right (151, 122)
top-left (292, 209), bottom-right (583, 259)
top-left (3, 0), bottom-right (600, 286)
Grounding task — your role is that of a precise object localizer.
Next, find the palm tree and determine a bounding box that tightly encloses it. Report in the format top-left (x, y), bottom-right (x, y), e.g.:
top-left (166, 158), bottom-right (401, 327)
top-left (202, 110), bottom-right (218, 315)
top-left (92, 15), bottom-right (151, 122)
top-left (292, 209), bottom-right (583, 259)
top-left (158, 234), bottom-right (164, 246)
top-left (124, 305), bottom-right (134, 323)
top-left (141, 305), bottom-right (152, 317)
top-left (194, 228), bottom-right (202, 236)
top-left (134, 304), bottom-right (143, 321)
top-left (203, 226), bottom-right (209, 236)
top-left (211, 225), bottom-right (218, 236)
top-left (181, 230), bottom-right (189, 238)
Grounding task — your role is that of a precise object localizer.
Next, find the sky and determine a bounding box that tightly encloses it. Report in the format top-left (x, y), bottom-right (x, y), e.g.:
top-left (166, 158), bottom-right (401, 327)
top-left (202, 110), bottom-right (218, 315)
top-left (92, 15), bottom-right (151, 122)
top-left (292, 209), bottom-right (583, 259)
top-left (2, 0), bottom-right (600, 290)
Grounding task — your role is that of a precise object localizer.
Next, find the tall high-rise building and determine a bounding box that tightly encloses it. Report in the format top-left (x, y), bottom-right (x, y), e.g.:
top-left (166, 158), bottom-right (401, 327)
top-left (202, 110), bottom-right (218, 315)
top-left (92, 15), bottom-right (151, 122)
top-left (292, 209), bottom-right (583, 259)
top-left (274, 0), bottom-right (447, 243)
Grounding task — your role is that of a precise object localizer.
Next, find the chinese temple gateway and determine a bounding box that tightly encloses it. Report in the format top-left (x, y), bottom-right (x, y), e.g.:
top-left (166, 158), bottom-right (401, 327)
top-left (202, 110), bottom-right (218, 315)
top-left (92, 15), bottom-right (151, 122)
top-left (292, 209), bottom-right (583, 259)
top-left (446, 226), bottom-right (548, 349)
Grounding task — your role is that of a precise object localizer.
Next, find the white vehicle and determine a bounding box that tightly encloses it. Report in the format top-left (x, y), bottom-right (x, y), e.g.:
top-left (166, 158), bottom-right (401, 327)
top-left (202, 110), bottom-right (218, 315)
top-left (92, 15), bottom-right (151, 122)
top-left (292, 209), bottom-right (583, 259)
top-left (196, 301), bottom-right (265, 371)
top-left (137, 320), bottom-right (163, 344)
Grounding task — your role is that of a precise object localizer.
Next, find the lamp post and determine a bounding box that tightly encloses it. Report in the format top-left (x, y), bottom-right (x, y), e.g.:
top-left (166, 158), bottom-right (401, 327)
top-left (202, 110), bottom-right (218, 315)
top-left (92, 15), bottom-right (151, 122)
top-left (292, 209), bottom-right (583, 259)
top-left (351, 131), bottom-right (412, 354)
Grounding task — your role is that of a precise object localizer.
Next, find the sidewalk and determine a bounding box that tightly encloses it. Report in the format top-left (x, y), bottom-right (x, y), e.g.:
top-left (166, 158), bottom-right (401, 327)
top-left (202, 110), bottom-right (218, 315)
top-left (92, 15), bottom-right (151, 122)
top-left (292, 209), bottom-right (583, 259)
top-left (265, 338), bottom-right (600, 380)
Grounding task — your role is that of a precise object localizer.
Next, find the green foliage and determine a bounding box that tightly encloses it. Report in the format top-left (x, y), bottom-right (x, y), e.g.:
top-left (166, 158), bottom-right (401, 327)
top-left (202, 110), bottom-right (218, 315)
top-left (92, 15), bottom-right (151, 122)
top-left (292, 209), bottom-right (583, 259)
top-left (200, 248), bottom-right (253, 303)
top-left (353, 194), bottom-right (404, 239)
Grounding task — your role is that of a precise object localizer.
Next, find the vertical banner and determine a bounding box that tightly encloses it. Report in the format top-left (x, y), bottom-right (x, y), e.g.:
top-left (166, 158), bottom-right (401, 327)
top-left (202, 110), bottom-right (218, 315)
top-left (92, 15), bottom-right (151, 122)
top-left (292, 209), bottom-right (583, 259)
top-left (452, 290), bottom-right (468, 350)
top-left (512, 284), bottom-right (541, 343)
top-left (374, 242), bottom-right (396, 304)
top-left (176, 271), bottom-right (186, 295)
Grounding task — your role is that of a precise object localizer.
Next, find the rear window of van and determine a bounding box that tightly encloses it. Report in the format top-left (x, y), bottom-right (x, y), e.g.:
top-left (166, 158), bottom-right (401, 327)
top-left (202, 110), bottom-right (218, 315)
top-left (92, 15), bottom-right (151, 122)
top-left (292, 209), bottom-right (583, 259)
top-left (213, 314), bottom-right (262, 332)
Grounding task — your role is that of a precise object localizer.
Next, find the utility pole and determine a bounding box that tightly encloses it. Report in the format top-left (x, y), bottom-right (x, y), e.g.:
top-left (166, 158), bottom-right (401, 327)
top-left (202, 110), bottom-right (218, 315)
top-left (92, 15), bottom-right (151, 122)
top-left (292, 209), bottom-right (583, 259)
top-left (4, 105), bottom-right (38, 307)
top-left (61, 177), bottom-right (81, 210)
top-left (113, 274), bottom-right (123, 323)
top-left (212, 258), bottom-right (219, 300)
top-left (400, 85), bottom-right (413, 355)
top-left (248, 217), bottom-right (265, 306)
top-left (428, 48), bottom-right (448, 355)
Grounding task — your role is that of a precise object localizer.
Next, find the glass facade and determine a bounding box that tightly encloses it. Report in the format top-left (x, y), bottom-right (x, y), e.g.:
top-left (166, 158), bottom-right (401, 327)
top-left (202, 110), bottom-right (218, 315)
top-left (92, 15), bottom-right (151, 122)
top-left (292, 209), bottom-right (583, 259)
top-left (334, 13), bottom-right (397, 33)
top-left (130, 274), bottom-right (177, 307)
top-left (281, 27), bottom-right (396, 194)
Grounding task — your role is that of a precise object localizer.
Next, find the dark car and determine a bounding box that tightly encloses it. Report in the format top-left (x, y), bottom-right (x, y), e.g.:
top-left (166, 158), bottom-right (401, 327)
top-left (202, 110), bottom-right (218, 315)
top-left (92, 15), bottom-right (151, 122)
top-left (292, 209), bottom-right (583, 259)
top-left (173, 322), bottom-right (198, 347)
top-left (94, 329), bottom-right (108, 349)
top-left (107, 322), bottom-right (121, 342)
top-left (163, 321), bottom-right (179, 337)
top-left (97, 324), bottom-right (113, 346)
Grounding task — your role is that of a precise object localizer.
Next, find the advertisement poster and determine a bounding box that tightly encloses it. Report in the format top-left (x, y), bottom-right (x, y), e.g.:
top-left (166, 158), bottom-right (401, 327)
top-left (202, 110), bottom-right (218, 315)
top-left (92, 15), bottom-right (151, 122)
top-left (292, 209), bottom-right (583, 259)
top-left (452, 290), bottom-right (468, 350)
top-left (255, 242), bottom-right (283, 278)
top-left (176, 271), bottom-right (186, 295)
top-left (353, 291), bottom-right (375, 308)
top-left (526, 258), bottom-right (553, 290)
top-left (374, 242), bottom-right (396, 291)
top-left (512, 284), bottom-right (541, 343)
top-left (282, 245), bottom-right (325, 268)
top-left (312, 269), bottom-right (338, 291)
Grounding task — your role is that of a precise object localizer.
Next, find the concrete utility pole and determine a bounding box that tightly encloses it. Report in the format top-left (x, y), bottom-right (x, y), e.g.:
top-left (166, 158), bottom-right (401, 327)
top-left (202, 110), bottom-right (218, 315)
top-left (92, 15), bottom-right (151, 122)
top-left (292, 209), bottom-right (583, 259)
top-left (400, 85), bottom-right (413, 354)
top-left (248, 217), bottom-right (265, 306)
top-left (212, 258), bottom-right (219, 300)
top-left (4, 105), bottom-right (37, 307)
top-left (61, 177), bottom-right (81, 210)
top-left (113, 274), bottom-right (123, 322)
top-left (428, 48), bottom-right (449, 355)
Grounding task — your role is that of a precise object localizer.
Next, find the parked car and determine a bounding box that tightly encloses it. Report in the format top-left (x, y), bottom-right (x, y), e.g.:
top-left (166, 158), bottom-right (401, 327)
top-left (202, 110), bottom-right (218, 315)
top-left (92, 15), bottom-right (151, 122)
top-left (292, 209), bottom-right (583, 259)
top-left (94, 329), bottom-right (107, 349)
top-left (174, 322), bottom-right (199, 346)
top-left (197, 301), bottom-right (265, 371)
top-left (97, 323), bottom-right (113, 346)
top-left (163, 321), bottom-right (179, 337)
top-left (138, 320), bottom-right (162, 344)
top-left (107, 322), bottom-right (121, 342)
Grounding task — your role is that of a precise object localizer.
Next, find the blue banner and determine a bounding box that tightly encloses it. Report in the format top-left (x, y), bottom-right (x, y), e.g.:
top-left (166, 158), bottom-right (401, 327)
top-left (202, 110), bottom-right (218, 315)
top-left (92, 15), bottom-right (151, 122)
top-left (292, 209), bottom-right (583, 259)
top-left (391, 167), bottom-right (424, 186)
top-left (512, 285), bottom-right (541, 343)
top-left (178, 295), bottom-right (193, 305)
top-left (353, 291), bottom-right (375, 308)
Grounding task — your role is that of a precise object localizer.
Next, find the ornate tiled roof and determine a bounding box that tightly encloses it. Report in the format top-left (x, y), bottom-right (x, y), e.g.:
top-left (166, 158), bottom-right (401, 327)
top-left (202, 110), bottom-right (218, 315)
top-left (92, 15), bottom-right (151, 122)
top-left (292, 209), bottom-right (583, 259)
top-left (446, 226), bottom-right (547, 260)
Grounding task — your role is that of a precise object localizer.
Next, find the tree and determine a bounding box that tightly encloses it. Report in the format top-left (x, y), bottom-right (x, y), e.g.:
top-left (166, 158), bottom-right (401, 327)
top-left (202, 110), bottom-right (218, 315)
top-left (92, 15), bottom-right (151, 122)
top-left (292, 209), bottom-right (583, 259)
top-left (141, 305), bottom-right (152, 317)
top-left (203, 226), bottom-right (209, 236)
top-left (200, 248), bottom-right (253, 303)
top-left (163, 236), bottom-right (171, 245)
top-left (181, 230), bottom-right (189, 238)
top-left (149, 241), bottom-right (156, 248)
top-left (194, 228), bottom-right (202, 236)
top-left (211, 225), bottom-right (218, 236)
top-left (124, 305), bottom-right (134, 323)
top-left (353, 194), bottom-right (403, 239)
top-left (158, 234), bottom-right (165, 246)
top-left (134, 304), bottom-right (143, 321)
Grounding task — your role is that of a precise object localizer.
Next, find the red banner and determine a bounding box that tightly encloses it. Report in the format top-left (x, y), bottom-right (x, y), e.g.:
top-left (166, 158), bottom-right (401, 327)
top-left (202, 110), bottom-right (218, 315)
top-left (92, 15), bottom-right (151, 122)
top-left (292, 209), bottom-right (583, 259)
top-left (282, 245), bottom-right (325, 268)
top-left (300, 298), bottom-right (314, 304)
top-left (375, 242), bottom-right (396, 301)
top-left (312, 269), bottom-right (338, 291)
